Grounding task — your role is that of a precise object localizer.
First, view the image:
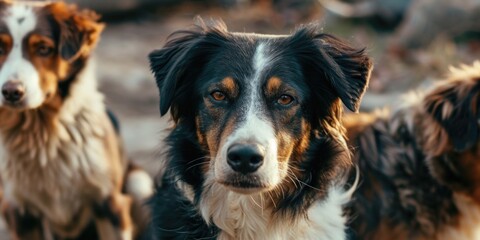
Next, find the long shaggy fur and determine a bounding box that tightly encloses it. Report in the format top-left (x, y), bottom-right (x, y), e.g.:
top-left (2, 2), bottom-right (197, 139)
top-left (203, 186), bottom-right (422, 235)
top-left (0, 2), bottom-right (152, 239)
top-left (346, 61), bottom-right (480, 240)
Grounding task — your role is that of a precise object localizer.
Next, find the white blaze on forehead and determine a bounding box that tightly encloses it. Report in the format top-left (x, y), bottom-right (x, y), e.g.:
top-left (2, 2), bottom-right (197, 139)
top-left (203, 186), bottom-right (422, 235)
top-left (240, 41), bottom-right (275, 145)
top-left (253, 43), bottom-right (269, 73)
top-left (215, 41), bottom-right (280, 185)
top-left (220, 42), bottom-right (276, 146)
top-left (0, 4), bottom-right (43, 108)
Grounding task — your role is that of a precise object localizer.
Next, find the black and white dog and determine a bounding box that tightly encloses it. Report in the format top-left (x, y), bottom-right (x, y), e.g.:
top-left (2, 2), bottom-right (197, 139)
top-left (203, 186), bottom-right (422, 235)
top-left (148, 20), bottom-right (372, 239)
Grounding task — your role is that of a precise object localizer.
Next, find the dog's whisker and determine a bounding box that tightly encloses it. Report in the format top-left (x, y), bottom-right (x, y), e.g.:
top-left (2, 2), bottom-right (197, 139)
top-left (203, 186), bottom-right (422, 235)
top-left (188, 156), bottom-right (211, 164)
top-left (287, 169), bottom-right (321, 192)
top-left (267, 192), bottom-right (277, 208)
top-left (260, 194), bottom-right (265, 216)
top-left (250, 196), bottom-right (263, 211)
top-left (285, 161), bottom-right (304, 172)
top-left (286, 174), bottom-right (300, 189)
top-left (185, 162), bottom-right (210, 172)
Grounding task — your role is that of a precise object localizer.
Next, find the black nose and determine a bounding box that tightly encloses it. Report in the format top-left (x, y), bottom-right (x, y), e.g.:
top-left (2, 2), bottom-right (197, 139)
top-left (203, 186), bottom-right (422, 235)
top-left (2, 81), bottom-right (25, 103)
top-left (227, 144), bottom-right (264, 174)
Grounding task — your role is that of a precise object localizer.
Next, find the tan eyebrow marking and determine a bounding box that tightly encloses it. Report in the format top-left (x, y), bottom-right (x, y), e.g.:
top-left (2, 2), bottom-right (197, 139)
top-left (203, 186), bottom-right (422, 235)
top-left (266, 76), bottom-right (282, 93)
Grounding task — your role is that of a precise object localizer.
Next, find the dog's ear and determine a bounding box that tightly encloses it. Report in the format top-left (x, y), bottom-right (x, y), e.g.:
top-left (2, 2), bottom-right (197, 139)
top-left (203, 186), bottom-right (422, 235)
top-left (149, 20), bottom-right (228, 119)
top-left (423, 71), bottom-right (480, 152)
top-left (290, 27), bottom-right (372, 112)
top-left (45, 2), bottom-right (104, 61)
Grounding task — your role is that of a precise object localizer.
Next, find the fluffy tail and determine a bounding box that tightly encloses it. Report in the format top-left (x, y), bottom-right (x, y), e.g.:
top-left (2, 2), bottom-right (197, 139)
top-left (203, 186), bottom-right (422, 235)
top-left (124, 163), bottom-right (154, 201)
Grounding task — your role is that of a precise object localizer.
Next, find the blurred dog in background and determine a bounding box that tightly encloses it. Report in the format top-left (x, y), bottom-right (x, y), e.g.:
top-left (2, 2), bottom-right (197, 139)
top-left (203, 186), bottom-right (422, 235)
top-left (0, 2), bottom-right (152, 239)
top-left (345, 61), bottom-right (480, 239)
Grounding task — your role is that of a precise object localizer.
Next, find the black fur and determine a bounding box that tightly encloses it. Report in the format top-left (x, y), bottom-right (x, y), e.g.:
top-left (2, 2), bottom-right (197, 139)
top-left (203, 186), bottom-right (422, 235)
top-left (276, 136), bottom-right (349, 215)
top-left (289, 27), bottom-right (372, 113)
top-left (346, 113), bottom-right (459, 239)
top-left (150, 178), bottom-right (219, 239)
top-left (425, 83), bottom-right (480, 151)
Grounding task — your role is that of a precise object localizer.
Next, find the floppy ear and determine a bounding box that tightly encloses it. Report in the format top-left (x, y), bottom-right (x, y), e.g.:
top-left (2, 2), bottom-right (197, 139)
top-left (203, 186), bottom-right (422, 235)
top-left (45, 2), bottom-right (104, 61)
top-left (149, 20), bottom-right (227, 118)
top-left (315, 34), bottom-right (373, 112)
top-left (289, 27), bottom-right (373, 112)
top-left (424, 80), bottom-right (480, 152)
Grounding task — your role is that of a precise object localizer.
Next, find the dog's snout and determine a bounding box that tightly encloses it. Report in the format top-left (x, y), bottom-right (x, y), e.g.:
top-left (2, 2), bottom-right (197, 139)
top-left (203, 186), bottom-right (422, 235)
top-left (227, 144), bottom-right (265, 174)
top-left (2, 81), bottom-right (25, 103)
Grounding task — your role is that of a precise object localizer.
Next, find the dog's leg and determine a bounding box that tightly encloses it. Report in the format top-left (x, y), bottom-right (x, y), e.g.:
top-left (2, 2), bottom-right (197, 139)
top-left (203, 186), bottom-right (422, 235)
top-left (94, 192), bottom-right (134, 240)
top-left (1, 202), bottom-right (43, 240)
top-left (94, 217), bottom-right (117, 240)
top-left (111, 193), bottom-right (134, 240)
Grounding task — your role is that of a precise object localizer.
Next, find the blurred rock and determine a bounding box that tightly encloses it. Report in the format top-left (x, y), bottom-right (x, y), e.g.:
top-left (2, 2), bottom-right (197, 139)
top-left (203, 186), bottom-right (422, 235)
top-left (319, 0), bottom-right (411, 28)
top-left (65, 0), bottom-right (175, 14)
top-left (390, 0), bottom-right (480, 54)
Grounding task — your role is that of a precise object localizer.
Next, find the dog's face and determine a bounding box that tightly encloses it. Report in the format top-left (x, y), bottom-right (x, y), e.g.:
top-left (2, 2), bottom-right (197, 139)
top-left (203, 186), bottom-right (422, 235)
top-left (150, 22), bottom-right (372, 195)
top-left (0, 1), bottom-right (103, 110)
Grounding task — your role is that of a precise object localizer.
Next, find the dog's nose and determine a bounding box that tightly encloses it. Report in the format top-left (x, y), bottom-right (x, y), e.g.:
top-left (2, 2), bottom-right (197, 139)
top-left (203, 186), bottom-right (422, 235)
top-left (2, 81), bottom-right (25, 103)
top-left (227, 144), bottom-right (264, 174)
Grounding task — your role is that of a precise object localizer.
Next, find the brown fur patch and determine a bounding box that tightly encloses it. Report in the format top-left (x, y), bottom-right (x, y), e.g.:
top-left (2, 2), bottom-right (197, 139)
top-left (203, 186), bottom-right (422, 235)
top-left (265, 76), bottom-right (282, 94)
top-left (26, 34), bottom-right (62, 104)
top-left (343, 111), bottom-right (382, 143)
top-left (45, 2), bottom-right (104, 61)
top-left (220, 76), bottom-right (237, 95)
top-left (0, 33), bottom-right (12, 67)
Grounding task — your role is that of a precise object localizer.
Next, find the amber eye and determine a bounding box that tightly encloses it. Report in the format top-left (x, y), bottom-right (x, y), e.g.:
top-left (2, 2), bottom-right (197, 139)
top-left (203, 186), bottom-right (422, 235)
top-left (0, 46), bottom-right (6, 56)
top-left (211, 91), bottom-right (226, 101)
top-left (277, 94), bottom-right (294, 106)
top-left (36, 44), bottom-right (53, 57)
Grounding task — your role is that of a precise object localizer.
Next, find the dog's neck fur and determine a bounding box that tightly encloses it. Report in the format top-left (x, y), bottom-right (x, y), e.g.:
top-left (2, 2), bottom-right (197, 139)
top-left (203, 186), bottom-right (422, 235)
top-left (0, 59), bottom-right (113, 235)
top-left (175, 171), bottom-right (349, 240)
top-left (434, 193), bottom-right (480, 240)
top-left (168, 120), bottom-right (352, 239)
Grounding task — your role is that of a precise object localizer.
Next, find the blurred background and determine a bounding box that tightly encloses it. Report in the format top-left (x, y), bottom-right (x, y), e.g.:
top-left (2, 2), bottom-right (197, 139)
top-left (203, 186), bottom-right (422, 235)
top-left (64, 0), bottom-right (480, 176)
top-left (65, 0), bottom-right (480, 175)
top-left (1, 0), bottom-right (480, 237)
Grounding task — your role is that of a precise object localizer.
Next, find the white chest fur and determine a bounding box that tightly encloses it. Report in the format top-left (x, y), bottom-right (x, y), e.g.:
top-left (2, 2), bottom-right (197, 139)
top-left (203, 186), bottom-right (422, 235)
top-left (0, 110), bottom-right (113, 227)
top-left (0, 62), bottom-right (113, 227)
top-left (436, 194), bottom-right (480, 240)
top-left (198, 182), bottom-right (348, 240)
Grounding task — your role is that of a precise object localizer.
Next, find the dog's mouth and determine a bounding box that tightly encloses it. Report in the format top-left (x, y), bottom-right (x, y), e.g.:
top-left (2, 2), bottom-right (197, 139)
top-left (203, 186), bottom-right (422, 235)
top-left (1, 100), bottom-right (27, 110)
top-left (218, 174), bottom-right (272, 194)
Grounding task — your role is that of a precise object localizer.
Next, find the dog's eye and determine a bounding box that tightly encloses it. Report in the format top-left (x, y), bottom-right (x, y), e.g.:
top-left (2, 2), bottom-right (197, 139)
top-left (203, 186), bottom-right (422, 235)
top-left (277, 94), bottom-right (294, 105)
top-left (211, 91), bottom-right (226, 101)
top-left (36, 45), bottom-right (53, 57)
top-left (0, 46), bottom-right (5, 56)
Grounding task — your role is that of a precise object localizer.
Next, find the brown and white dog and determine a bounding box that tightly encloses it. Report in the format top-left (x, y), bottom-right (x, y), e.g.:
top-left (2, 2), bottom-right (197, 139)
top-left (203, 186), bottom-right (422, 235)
top-left (148, 20), bottom-right (372, 239)
top-left (345, 61), bottom-right (480, 239)
top-left (0, 2), bottom-right (152, 240)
